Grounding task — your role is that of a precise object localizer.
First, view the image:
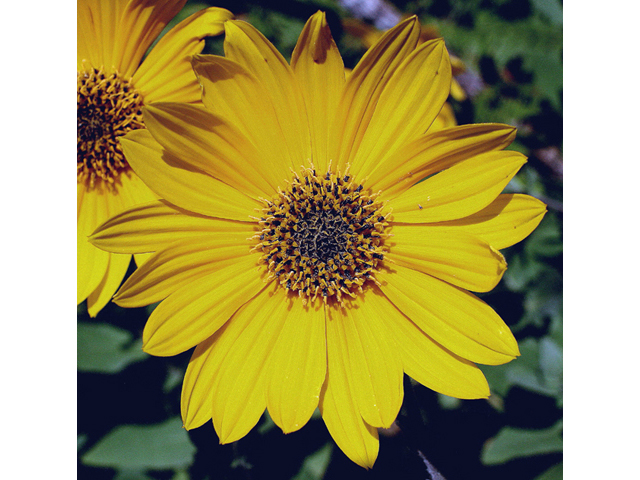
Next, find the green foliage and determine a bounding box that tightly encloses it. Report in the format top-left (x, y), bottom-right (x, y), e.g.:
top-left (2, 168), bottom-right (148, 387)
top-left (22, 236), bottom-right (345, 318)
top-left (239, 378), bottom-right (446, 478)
top-left (77, 323), bottom-right (148, 373)
top-left (82, 417), bottom-right (196, 470)
top-left (481, 421), bottom-right (563, 465)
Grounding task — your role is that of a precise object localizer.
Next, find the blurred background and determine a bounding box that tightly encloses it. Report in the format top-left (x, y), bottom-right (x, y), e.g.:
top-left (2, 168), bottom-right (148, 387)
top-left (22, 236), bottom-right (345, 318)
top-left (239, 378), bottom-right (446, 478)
top-left (77, 1), bottom-right (563, 479)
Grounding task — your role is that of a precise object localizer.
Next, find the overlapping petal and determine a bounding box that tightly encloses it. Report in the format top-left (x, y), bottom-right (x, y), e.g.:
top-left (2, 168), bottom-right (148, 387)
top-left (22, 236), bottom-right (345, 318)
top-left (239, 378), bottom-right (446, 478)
top-left (331, 16), bottom-right (420, 172)
top-left (209, 287), bottom-right (290, 443)
top-left (223, 20), bottom-right (311, 174)
top-left (391, 150), bottom-right (527, 223)
top-left (350, 38), bottom-right (451, 179)
top-left (426, 193), bottom-right (547, 250)
top-left (133, 7), bottom-right (234, 103)
top-left (114, 236), bottom-right (253, 307)
top-left (143, 103), bottom-right (275, 197)
top-left (119, 129), bottom-right (261, 220)
top-left (114, 0), bottom-right (187, 77)
top-left (77, 183), bottom-right (111, 303)
top-left (368, 124), bottom-right (517, 197)
top-left (291, 12), bottom-right (345, 173)
top-left (388, 228), bottom-right (507, 292)
top-left (378, 264), bottom-right (519, 365)
top-left (325, 293), bottom-right (403, 429)
top-left (140, 254), bottom-right (268, 356)
top-left (191, 55), bottom-right (293, 186)
top-left (374, 286), bottom-right (490, 399)
top-left (90, 199), bottom-right (254, 254)
top-left (266, 296), bottom-right (326, 434)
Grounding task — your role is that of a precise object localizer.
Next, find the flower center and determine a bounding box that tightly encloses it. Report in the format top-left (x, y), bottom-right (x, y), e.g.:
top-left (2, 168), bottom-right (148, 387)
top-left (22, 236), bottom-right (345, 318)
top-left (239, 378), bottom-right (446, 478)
top-left (77, 68), bottom-right (145, 188)
top-left (253, 166), bottom-right (390, 305)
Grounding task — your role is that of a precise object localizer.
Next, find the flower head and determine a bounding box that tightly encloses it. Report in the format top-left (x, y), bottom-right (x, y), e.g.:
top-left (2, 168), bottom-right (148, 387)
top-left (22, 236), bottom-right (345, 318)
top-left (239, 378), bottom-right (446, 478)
top-left (77, 0), bottom-right (233, 316)
top-left (90, 12), bottom-right (546, 467)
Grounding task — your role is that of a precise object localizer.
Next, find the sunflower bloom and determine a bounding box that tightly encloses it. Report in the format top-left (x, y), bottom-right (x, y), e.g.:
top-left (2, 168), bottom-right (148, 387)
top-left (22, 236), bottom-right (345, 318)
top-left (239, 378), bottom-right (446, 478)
top-left (77, 0), bottom-right (233, 316)
top-left (90, 12), bottom-right (546, 468)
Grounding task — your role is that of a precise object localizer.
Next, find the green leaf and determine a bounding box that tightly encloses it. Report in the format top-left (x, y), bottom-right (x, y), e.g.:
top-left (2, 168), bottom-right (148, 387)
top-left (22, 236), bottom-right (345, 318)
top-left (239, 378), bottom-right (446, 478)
top-left (82, 417), bottom-right (196, 470)
top-left (524, 213), bottom-right (563, 258)
top-left (291, 443), bottom-right (333, 480)
top-left (531, 0), bottom-right (563, 26)
top-left (77, 323), bottom-right (148, 374)
top-left (481, 421), bottom-right (563, 465)
top-left (535, 462), bottom-right (563, 480)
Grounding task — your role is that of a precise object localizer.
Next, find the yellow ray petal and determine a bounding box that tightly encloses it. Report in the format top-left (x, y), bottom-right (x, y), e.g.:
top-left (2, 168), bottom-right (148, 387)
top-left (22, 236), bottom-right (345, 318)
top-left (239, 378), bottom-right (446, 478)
top-left (388, 228), bottom-right (507, 292)
top-left (140, 255), bottom-right (268, 356)
top-left (133, 7), bottom-right (233, 102)
top-left (143, 103), bottom-right (275, 197)
top-left (266, 298), bottom-right (326, 434)
top-left (191, 55), bottom-right (291, 187)
top-left (351, 39), bottom-right (451, 180)
top-left (90, 199), bottom-right (253, 254)
top-left (119, 129), bottom-right (261, 220)
top-left (375, 289), bottom-right (490, 399)
top-left (86, 251), bottom-right (132, 317)
top-left (77, 182), bottom-right (110, 304)
top-left (290, 11), bottom-right (345, 173)
top-left (325, 294), bottom-right (403, 429)
top-left (331, 16), bottom-right (420, 173)
top-left (77, 0), bottom-right (130, 70)
top-left (377, 265), bottom-right (519, 365)
top-left (427, 194), bottom-right (547, 250)
top-left (181, 333), bottom-right (218, 430)
top-left (391, 150), bottom-right (527, 223)
top-left (112, 0), bottom-right (186, 78)
top-left (223, 20), bottom-right (310, 174)
top-left (210, 287), bottom-right (290, 444)
top-left (319, 350), bottom-right (379, 469)
top-left (368, 124), bottom-right (516, 197)
top-left (115, 238), bottom-right (253, 307)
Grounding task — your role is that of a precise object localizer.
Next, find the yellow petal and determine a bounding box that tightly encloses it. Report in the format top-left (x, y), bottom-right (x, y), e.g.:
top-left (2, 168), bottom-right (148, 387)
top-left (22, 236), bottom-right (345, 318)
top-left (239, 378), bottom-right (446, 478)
top-left (428, 194), bottom-right (547, 250)
top-left (90, 199), bottom-right (253, 254)
top-left (290, 11), bottom-right (345, 173)
top-left (143, 103), bottom-right (276, 197)
top-left (141, 254), bottom-right (268, 356)
top-left (325, 294), bottom-right (403, 429)
top-left (115, 237), bottom-right (253, 307)
top-left (223, 20), bottom-right (310, 174)
top-left (119, 129), bottom-right (261, 221)
top-left (368, 123), bottom-right (516, 197)
top-left (377, 265), bottom-right (519, 365)
top-left (384, 314), bottom-right (490, 399)
top-left (181, 333), bottom-right (218, 430)
top-left (266, 298), bottom-right (326, 434)
top-left (112, 0), bottom-right (187, 77)
top-left (210, 287), bottom-right (290, 443)
top-left (331, 16), bottom-right (420, 173)
top-left (350, 39), bottom-right (451, 180)
top-left (77, 182), bottom-right (110, 304)
top-left (190, 55), bottom-right (291, 187)
top-left (374, 286), bottom-right (490, 399)
top-left (319, 351), bottom-right (379, 469)
top-left (389, 228), bottom-right (507, 292)
top-left (77, 0), bottom-right (131, 70)
top-left (133, 7), bottom-right (234, 103)
top-left (86, 251), bottom-right (132, 317)
top-left (391, 150), bottom-right (527, 223)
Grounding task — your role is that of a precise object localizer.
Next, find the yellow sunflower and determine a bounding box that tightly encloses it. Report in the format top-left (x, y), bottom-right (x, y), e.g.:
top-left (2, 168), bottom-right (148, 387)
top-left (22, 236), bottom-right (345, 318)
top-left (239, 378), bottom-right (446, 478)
top-left (77, 0), bottom-right (233, 316)
top-left (90, 12), bottom-right (546, 468)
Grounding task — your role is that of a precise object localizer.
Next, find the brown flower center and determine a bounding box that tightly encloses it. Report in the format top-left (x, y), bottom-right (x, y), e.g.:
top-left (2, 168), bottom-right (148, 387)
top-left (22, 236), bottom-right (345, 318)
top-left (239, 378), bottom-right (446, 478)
top-left (77, 68), bottom-right (145, 188)
top-left (253, 166), bottom-right (390, 305)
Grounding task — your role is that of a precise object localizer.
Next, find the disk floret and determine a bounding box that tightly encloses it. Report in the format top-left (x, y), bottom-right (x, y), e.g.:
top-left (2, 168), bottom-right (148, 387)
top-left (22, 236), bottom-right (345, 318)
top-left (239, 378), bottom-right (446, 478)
top-left (77, 68), bottom-right (145, 188)
top-left (253, 166), bottom-right (391, 305)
